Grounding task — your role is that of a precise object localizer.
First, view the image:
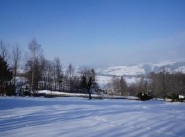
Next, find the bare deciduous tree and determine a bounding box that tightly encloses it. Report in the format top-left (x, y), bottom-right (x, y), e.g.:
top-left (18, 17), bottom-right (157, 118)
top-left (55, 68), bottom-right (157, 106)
top-left (12, 44), bottom-right (22, 87)
top-left (53, 57), bottom-right (62, 90)
top-left (0, 41), bottom-right (9, 61)
top-left (28, 39), bottom-right (41, 92)
top-left (108, 76), bottom-right (128, 96)
top-left (80, 68), bottom-right (97, 100)
top-left (66, 63), bottom-right (75, 90)
top-left (67, 64), bottom-right (74, 78)
top-left (120, 76), bottom-right (128, 96)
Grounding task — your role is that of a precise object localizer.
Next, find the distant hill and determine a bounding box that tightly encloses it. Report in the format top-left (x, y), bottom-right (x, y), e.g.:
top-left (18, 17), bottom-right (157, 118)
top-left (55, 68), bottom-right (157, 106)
top-left (95, 61), bottom-right (185, 77)
top-left (92, 61), bottom-right (185, 86)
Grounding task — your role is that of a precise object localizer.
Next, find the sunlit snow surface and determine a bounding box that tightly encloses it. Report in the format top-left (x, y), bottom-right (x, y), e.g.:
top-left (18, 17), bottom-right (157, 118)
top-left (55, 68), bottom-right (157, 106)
top-left (0, 97), bottom-right (185, 137)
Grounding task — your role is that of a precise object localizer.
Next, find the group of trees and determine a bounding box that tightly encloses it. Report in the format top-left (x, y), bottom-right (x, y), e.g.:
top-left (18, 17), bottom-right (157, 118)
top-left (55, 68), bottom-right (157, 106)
top-left (0, 41), bottom-right (22, 96)
top-left (0, 39), bottom-right (97, 99)
top-left (148, 70), bottom-right (185, 99)
top-left (105, 76), bottom-right (128, 96)
top-left (104, 67), bottom-right (185, 100)
top-left (0, 55), bottom-right (13, 95)
top-left (1, 39), bottom-right (185, 100)
top-left (108, 69), bottom-right (185, 100)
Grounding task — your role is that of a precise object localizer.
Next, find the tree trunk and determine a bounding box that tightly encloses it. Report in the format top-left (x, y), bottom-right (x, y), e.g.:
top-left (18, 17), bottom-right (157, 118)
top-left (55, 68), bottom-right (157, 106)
top-left (88, 89), bottom-right (92, 100)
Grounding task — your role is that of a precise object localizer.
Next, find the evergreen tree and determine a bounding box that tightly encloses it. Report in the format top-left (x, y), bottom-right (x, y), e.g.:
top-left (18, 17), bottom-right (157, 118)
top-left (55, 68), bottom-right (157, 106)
top-left (0, 55), bottom-right (13, 96)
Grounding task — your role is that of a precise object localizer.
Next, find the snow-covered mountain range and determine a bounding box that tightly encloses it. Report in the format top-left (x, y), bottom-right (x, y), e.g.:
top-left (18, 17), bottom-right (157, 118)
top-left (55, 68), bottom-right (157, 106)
top-left (93, 61), bottom-right (185, 86)
top-left (95, 61), bottom-right (185, 77)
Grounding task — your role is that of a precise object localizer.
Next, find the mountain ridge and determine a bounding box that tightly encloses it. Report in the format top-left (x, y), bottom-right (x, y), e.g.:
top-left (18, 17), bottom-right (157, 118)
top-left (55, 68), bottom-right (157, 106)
top-left (95, 61), bottom-right (185, 77)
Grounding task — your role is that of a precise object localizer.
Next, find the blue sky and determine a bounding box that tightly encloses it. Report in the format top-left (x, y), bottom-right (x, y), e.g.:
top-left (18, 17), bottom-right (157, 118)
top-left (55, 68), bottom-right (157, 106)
top-left (0, 0), bottom-right (185, 66)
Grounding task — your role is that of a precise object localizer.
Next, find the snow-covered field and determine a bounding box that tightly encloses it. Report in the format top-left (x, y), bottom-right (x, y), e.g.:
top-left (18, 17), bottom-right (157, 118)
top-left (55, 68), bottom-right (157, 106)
top-left (0, 97), bottom-right (185, 137)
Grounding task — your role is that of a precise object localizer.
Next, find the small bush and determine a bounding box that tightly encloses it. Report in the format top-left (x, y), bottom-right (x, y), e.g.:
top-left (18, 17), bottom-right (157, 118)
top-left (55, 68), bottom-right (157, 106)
top-left (5, 84), bottom-right (16, 96)
top-left (138, 92), bottom-right (152, 101)
top-left (166, 93), bottom-right (184, 102)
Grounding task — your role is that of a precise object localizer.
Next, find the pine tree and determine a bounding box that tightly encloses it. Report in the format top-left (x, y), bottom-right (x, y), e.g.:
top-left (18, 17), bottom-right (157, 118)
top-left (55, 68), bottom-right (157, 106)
top-left (0, 55), bottom-right (13, 96)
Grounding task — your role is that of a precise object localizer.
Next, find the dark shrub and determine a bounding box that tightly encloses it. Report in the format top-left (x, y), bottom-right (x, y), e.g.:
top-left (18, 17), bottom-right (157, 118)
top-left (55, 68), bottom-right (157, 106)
top-left (6, 84), bottom-right (16, 96)
top-left (138, 92), bottom-right (152, 101)
top-left (166, 93), bottom-right (182, 102)
top-left (22, 90), bottom-right (32, 96)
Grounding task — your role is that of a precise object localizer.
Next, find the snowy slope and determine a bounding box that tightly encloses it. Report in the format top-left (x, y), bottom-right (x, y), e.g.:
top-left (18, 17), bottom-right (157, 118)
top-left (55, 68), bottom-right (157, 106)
top-left (0, 97), bottom-right (185, 137)
top-left (175, 66), bottom-right (185, 73)
top-left (95, 61), bottom-right (185, 86)
top-left (98, 65), bottom-right (145, 76)
top-left (96, 75), bottom-right (112, 86)
top-left (96, 61), bottom-right (185, 77)
top-left (96, 75), bottom-right (140, 87)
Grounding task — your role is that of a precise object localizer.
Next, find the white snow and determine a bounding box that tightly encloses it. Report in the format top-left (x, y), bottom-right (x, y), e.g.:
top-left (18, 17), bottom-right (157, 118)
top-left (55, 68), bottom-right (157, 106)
top-left (124, 77), bottom-right (141, 85)
top-left (98, 66), bottom-right (145, 76)
top-left (152, 61), bottom-right (176, 67)
top-left (0, 97), bottom-right (185, 137)
top-left (96, 75), bottom-right (112, 86)
top-left (96, 75), bottom-right (140, 87)
top-left (174, 66), bottom-right (185, 73)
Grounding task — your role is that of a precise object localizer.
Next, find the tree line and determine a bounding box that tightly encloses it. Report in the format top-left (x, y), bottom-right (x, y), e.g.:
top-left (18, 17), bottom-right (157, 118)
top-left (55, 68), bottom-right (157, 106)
top-left (105, 68), bottom-right (185, 100)
top-left (0, 39), bottom-right (97, 99)
top-left (1, 39), bottom-right (185, 100)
